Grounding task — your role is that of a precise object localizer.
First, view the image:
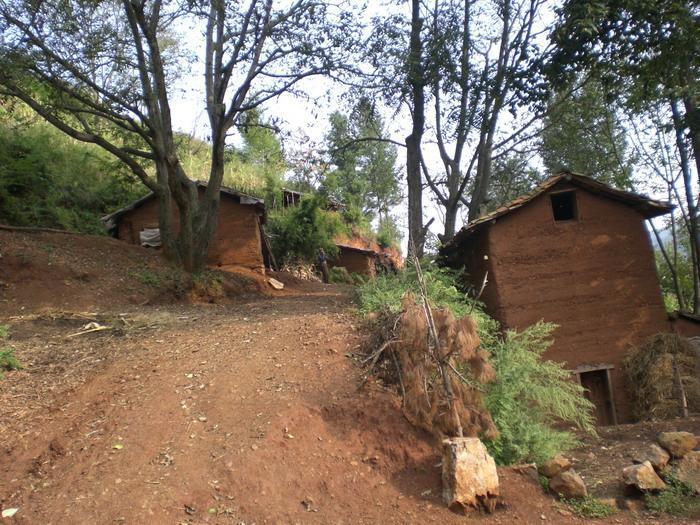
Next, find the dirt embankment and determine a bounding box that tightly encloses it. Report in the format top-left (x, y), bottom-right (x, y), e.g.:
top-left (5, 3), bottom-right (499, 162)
top-left (334, 232), bottom-right (404, 269)
top-left (0, 231), bottom-right (696, 524)
top-left (0, 229), bottom-right (271, 315)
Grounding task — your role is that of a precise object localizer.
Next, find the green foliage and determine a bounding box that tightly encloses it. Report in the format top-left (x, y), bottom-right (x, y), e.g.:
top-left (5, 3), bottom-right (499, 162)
top-left (562, 496), bottom-right (617, 519)
top-left (551, 1), bottom-right (699, 109)
top-left (0, 115), bottom-right (145, 233)
top-left (329, 266), bottom-right (354, 284)
top-left (540, 79), bottom-right (635, 188)
top-left (644, 474), bottom-right (700, 517)
top-left (654, 222), bottom-right (696, 312)
top-left (487, 153), bottom-right (544, 211)
top-left (484, 322), bottom-right (596, 464)
top-left (351, 272), bottom-right (368, 286)
top-left (356, 262), bottom-right (482, 318)
top-left (176, 110), bottom-right (287, 206)
top-left (267, 196), bottom-right (348, 265)
top-left (133, 270), bottom-right (163, 288)
top-left (192, 271), bottom-right (224, 287)
top-left (0, 327), bottom-right (21, 378)
top-left (191, 271), bottom-right (225, 299)
top-left (376, 215), bottom-right (402, 248)
top-left (356, 265), bottom-right (596, 465)
top-left (0, 348), bottom-right (22, 378)
top-left (322, 96), bottom-right (401, 222)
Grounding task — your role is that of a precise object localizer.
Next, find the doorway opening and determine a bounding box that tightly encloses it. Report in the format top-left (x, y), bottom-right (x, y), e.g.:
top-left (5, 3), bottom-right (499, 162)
top-left (579, 368), bottom-right (616, 426)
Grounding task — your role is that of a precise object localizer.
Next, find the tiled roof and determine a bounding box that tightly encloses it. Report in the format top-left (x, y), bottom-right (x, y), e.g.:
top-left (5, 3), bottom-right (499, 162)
top-left (102, 181), bottom-right (264, 229)
top-left (440, 171), bottom-right (673, 257)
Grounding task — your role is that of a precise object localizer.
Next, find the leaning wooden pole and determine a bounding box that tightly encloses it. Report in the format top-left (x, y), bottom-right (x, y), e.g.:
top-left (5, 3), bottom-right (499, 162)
top-left (672, 353), bottom-right (689, 418)
top-left (410, 242), bottom-right (464, 438)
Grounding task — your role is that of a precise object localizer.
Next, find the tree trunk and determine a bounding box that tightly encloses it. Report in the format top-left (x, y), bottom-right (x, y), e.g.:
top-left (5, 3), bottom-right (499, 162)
top-left (406, 0), bottom-right (425, 258)
top-left (671, 100), bottom-right (700, 312)
top-left (443, 197), bottom-right (460, 241)
top-left (468, 141), bottom-right (494, 223)
top-left (194, 135), bottom-right (226, 273)
top-left (682, 95), bottom-right (700, 189)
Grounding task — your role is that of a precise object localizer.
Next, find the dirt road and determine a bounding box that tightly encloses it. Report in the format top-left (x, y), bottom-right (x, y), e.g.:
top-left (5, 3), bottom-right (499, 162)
top-left (0, 281), bottom-right (691, 524)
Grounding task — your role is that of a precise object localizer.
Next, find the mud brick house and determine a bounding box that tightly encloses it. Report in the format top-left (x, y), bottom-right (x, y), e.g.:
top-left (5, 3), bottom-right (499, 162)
top-left (330, 236), bottom-right (404, 277)
top-left (103, 183), bottom-right (272, 272)
top-left (439, 172), bottom-right (674, 425)
top-left (330, 244), bottom-right (379, 277)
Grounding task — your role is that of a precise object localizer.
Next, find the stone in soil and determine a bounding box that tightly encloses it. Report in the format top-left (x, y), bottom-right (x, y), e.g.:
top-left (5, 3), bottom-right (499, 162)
top-left (657, 431), bottom-right (698, 458)
top-left (441, 437), bottom-right (499, 513)
top-left (549, 469), bottom-right (587, 498)
top-left (622, 461), bottom-right (666, 492)
top-left (633, 443), bottom-right (670, 472)
top-left (537, 454), bottom-right (571, 479)
top-left (671, 450), bottom-right (700, 494)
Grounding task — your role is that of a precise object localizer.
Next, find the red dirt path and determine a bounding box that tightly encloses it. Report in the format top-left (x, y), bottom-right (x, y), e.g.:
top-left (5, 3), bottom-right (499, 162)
top-left (0, 231), bottom-right (694, 524)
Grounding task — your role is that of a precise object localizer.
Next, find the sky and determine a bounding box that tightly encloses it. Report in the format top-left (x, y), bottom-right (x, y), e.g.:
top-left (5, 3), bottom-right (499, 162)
top-left (166, 0), bottom-right (684, 253)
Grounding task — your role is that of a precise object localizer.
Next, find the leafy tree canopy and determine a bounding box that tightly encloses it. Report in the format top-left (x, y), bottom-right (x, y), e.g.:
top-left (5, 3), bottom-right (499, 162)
top-left (322, 96), bottom-right (401, 223)
top-left (540, 80), bottom-right (636, 189)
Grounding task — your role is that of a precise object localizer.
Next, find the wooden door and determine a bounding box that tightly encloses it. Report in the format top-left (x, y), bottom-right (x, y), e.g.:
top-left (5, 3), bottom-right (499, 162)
top-left (580, 369), bottom-right (614, 426)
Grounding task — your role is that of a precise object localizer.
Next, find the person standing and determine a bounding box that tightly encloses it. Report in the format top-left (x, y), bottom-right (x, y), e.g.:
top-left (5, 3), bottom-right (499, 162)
top-left (317, 248), bottom-right (329, 284)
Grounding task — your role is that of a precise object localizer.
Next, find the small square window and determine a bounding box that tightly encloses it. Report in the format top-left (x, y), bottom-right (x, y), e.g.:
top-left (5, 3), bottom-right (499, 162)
top-left (550, 191), bottom-right (577, 221)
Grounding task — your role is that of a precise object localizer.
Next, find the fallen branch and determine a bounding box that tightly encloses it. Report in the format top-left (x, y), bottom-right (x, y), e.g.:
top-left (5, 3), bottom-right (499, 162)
top-left (65, 323), bottom-right (111, 338)
top-left (0, 224), bottom-right (76, 235)
top-left (410, 241), bottom-right (464, 438)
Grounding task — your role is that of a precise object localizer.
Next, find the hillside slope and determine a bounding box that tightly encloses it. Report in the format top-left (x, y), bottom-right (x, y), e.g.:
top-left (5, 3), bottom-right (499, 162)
top-left (0, 231), bottom-right (695, 524)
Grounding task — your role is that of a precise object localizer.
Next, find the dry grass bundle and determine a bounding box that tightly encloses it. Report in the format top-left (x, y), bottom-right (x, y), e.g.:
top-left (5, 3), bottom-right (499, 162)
top-left (622, 333), bottom-right (700, 420)
top-left (391, 293), bottom-right (497, 440)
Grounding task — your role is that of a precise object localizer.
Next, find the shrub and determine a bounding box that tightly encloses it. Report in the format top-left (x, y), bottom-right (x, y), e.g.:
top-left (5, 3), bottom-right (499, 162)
top-left (329, 266), bottom-right (354, 284)
top-left (483, 322), bottom-right (596, 464)
top-left (191, 271), bottom-right (225, 301)
top-left (0, 323), bottom-right (20, 377)
top-left (376, 216), bottom-right (402, 249)
top-left (562, 496), bottom-right (617, 519)
top-left (356, 263), bottom-right (596, 465)
top-left (644, 474), bottom-right (700, 517)
top-left (134, 270), bottom-right (163, 288)
top-left (0, 117), bottom-right (144, 233)
top-left (0, 348), bottom-right (22, 378)
top-left (267, 196), bottom-right (348, 265)
top-left (351, 272), bottom-right (368, 286)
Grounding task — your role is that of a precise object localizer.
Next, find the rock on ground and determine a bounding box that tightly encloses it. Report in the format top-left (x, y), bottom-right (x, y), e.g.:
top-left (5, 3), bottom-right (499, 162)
top-left (622, 461), bottom-right (666, 492)
top-left (672, 450), bottom-right (700, 494)
top-left (633, 444), bottom-right (670, 472)
top-left (657, 431), bottom-right (698, 458)
top-left (549, 469), bottom-right (587, 498)
top-left (538, 454), bottom-right (571, 479)
top-left (442, 437), bottom-right (499, 512)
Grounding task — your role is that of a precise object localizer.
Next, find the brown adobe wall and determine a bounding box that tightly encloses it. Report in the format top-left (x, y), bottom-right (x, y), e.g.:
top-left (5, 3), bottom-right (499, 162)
top-left (115, 193), bottom-right (264, 271)
top-left (334, 232), bottom-right (404, 269)
top-left (485, 184), bottom-right (670, 423)
top-left (670, 316), bottom-right (700, 338)
top-left (330, 247), bottom-right (376, 276)
top-left (446, 226), bottom-right (503, 324)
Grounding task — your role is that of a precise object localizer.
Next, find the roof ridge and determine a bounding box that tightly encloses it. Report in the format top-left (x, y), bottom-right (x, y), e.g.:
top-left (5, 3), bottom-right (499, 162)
top-left (439, 172), bottom-right (673, 256)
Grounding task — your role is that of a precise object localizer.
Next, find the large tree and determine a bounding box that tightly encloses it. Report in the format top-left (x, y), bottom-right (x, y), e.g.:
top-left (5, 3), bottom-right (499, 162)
top-left (540, 80), bottom-right (635, 189)
top-left (368, 0), bottom-right (552, 244)
top-left (550, 0), bottom-right (699, 176)
top-left (366, 0), bottom-right (429, 255)
top-left (0, 0), bottom-right (352, 272)
top-left (550, 0), bottom-right (700, 310)
top-left (323, 96), bottom-right (402, 223)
